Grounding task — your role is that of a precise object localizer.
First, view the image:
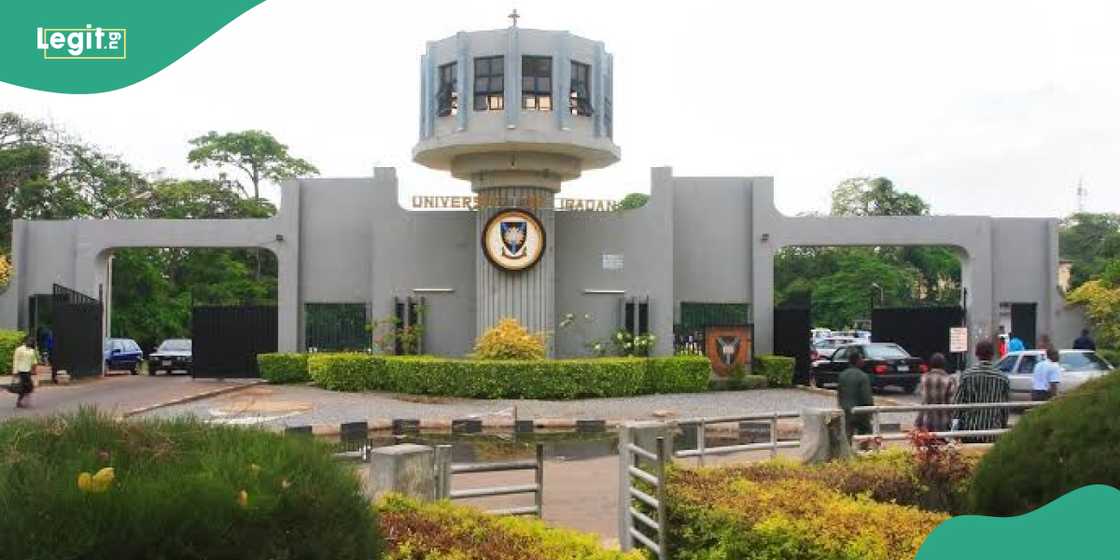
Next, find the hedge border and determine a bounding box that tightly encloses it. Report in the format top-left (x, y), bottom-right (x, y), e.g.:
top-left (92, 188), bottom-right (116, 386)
top-left (257, 353), bottom-right (310, 384)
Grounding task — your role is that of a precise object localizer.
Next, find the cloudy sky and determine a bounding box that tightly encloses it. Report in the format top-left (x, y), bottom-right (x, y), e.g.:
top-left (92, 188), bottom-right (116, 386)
top-left (3, 0), bottom-right (1118, 217)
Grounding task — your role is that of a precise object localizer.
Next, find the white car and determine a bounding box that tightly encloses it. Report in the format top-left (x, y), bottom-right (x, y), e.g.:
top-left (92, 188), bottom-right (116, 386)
top-left (811, 336), bottom-right (861, 362)
top-left (995, 350), bottom-right (1114, 395)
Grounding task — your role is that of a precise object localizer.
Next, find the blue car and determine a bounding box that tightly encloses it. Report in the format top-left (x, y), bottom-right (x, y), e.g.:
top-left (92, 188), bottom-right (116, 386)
top-left (104, 338), bottom-right (144, 374)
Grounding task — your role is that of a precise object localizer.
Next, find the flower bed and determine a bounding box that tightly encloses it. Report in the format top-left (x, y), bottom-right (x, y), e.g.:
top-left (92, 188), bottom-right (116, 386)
top-left (0, 408), bottom-right (381, 559)
top-left (379, 494), bottom-right (642, 560)
top-left (666, 453), bottom-right (960, 560)
top-left (302, 353), bottom-right (712, 399)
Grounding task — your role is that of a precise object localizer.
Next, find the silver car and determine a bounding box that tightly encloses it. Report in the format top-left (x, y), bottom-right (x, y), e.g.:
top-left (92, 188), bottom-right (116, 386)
top-left (995, 350), bottom-right (1114, 395)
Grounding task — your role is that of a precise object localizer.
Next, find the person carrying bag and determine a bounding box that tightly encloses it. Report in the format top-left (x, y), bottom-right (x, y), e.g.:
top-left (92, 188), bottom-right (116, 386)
top-left (10, 336), bottom-right (40, 408)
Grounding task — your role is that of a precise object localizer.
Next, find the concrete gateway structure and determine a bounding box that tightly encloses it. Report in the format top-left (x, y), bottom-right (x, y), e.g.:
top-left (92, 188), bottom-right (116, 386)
top-left (0, 20), bottom-right (1086, 372)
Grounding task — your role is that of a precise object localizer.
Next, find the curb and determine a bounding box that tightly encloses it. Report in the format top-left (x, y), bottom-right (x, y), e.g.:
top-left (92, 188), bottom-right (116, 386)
top-left (123, 380), bottom-right (267, 417)
top-left (793, 384), bottom-right (906, 407)
top-left (296, 417), bottom-right (622, 437)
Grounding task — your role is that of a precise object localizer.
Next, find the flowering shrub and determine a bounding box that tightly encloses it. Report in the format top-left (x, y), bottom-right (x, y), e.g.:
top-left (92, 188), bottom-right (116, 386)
top-left (379, 494), bottom-right (643, 560)
top-left (0, 254), bottom-right (11, 289)
top-left (473, 318), bottom-right (548, 360)
top-left (668, 459), bottom-right (949, 560)
top-left (612, 329), bottom-right (657, 357)
top-left (0, 408), bottom-right (381, 559)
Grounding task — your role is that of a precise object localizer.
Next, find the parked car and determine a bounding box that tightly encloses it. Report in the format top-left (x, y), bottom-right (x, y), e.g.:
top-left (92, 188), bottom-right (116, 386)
top-left (148, 338), bottom-right (192, 376)
top-left (104, 338), bottom-right (144, 374)
top-left (995, 350), bottom-right (1114, 395)
top-left (812, 342), bottom-right (927, 393)
top-left (811, 337), bottom-right (861, 362)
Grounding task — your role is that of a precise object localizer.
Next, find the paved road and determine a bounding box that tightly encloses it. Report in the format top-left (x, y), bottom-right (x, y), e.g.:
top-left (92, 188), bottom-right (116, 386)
top-left (0, 375), bottom-right (253, 421)
top-left (140, 384), bottom-right (859, 427)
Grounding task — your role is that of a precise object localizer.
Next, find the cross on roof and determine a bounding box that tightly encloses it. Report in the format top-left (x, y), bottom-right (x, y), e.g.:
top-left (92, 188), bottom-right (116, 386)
top-left (508, 8), bottom-right (520, 27)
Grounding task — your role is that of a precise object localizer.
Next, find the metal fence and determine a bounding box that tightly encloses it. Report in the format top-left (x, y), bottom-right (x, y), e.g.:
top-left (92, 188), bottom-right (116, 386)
top-left (435, 443), bottom-right (544, 517)
top-left (851, 401), bottom-right (1047, 443)
top-left (675, 411), bottom-right (801, 464)
top-left (621, 436), bottom-right (668, 560)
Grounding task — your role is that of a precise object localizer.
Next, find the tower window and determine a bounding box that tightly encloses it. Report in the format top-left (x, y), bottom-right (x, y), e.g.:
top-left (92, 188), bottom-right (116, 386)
top-left (473, 56), bottom-right (504, 111)
top-left (570, 61), bottom-right (593, 116)
top-left (522, 56), bottom-right (552, 111)
top-left (437, 62), bottom-right (458, 117)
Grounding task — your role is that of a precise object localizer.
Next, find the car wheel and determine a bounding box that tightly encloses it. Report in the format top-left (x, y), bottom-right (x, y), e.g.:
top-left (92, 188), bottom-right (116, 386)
top-left (902, 383), bottom-right (918, 394)
top-left (129, 366), bottom-right (138, 376)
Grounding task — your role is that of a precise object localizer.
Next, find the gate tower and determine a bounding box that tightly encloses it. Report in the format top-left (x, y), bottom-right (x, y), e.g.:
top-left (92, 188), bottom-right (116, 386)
top-left (413, 13), bottom-right (620, 351)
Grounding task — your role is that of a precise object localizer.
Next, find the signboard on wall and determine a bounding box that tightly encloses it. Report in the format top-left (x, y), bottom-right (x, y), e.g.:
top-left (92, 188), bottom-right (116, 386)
top-left (704, 325), bottom-right (752, 377)
top-left (950, 327), bottom-right (969, 353)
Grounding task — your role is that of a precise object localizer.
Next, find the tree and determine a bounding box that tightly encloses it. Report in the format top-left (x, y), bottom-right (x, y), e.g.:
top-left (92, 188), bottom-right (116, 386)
top-left (187, 130), bottom-right (319, 201)
top-left (1066, 276), bottom-right (1120, 348)
top-left (1059, 212), bottom-right (1120, 290)
top-left (830, 177), bottom-right (930, 217)
top-left (810, 250), bottom-right (920, 329)
top-left (617, 192), bottom-right (650, 210)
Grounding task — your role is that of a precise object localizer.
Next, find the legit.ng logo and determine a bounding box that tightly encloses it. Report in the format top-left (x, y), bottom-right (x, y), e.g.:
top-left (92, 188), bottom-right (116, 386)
top-left (36, 25), bottom-right (126, 60)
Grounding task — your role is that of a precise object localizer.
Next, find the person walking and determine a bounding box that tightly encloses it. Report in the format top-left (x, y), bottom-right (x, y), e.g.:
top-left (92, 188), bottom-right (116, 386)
top-left (952, 339), bottom-right (1010, 443)
top-left (1008, 334), bottom-right (1026, 353)
top-left (1073, 329), bottom-right (1096, 351)
top-left (837, 349), bottom-right (874, 441)
top-left (1031, 347), bottom-right (1061, 401)
top-left (10, 336), bottom-right (39, 408)
top-left (915, 353), bottom-right (957, 433)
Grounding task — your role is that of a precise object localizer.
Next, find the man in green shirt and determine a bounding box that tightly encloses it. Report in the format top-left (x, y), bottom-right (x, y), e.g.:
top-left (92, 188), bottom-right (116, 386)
top-left (837, 348), bottom-right (874, 440)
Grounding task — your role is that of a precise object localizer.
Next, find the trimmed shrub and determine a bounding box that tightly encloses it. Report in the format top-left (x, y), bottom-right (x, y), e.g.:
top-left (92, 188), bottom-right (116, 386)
top-left (0, 329), bottom-right (26, 373)
top-left (473, 317), bottom-right (547, 360)
top-left (969, 370), bottom-right (1120, 516)
top-left (257, 352), bottom-right (310, 383)
top-left (0, 408), bottom-right (381, 559)
top-left (668, 460), bottom-right (948, 560)
top-left (379, 493), bottom-right (643, 559)
top-left (307, 354), bottom-right (709, 399)
top-left (308, 352), bottom-right (384, 392)
top-left (755, 354), bottom-right (796, 387)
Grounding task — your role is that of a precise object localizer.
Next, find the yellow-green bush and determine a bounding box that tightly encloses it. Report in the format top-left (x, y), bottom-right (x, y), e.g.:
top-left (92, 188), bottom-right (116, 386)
top-left (667, 459), bottom-right (949, 560)
top-left (257, 353), bottom-right (310, 383)
top-left (755, 354), bottom-right (796, 387)
top-left (379, 494), bottom-right (642, 560)
top-left (306, 353), bottom-right (711, 399)
top-left (473, 317), bottom-right (547, 360)
top-left (0, 330), bottom-right (25, 372)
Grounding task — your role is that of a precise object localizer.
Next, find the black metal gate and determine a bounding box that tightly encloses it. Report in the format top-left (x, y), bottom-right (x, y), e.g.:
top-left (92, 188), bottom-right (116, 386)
top-left (773, 307), bottom-right (811, 384)
top-left (51, 284), bottom-right (103, 377)
top-left (191, 305), bottom-right (277, 378)
top-left (872, 306), bottom-right (965, 371)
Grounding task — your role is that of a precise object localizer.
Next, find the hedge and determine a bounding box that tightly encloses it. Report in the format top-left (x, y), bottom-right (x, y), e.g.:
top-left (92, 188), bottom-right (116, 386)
top-left (667, 458), bottom-right (949, 560)
top-left (0, 329), bottom-right (26, 373)
top-left (305, 354), bottom-right (711, 399)
top-left (969, 370), bottom-right (1120, 516)
top-left (257, 352), bottom-right (310, 383)
top-left (0, 408), bottom-right (381, 559)
top-left (379, 494), bottom-right (643, 560)
top-left (755, 354), bottom-right (796, 387)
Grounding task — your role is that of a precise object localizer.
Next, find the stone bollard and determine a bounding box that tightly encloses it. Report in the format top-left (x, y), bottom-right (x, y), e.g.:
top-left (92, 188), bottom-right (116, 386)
top-left (55, 371), bottom-right (71, 385)
top-left (367, 444), bottom-right (436, 501)
top-left (799, 408), bottom-right (852, 464)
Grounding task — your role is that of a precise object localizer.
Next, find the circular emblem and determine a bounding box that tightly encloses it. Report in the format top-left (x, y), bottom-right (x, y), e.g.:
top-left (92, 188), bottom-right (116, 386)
top-left (481, 209), bottom-right (546, 272)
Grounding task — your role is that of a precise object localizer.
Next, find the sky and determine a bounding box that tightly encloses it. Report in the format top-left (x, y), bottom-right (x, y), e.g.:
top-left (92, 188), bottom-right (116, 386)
top-left (3, 0), bottom-right (1119, 218)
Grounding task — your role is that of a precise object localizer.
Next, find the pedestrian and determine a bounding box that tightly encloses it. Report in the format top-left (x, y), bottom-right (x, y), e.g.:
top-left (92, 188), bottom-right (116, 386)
top-left (915, 353), bottom-right (957, 433)
top-left (837, 348), bottom-right (874, 441)
top-left (952, 339), bottom-right (1010, 443)
top-left (1031, 347), bottom-right (1061, 401)
top-left (1008, 333), bottom-right (1025, 353)
top-left (1073, 329), bottom-right (1096, 351)
top-left (997, 326), bottom-right (1009, 357)
top-left (10, 336), bottom-right (40, 408)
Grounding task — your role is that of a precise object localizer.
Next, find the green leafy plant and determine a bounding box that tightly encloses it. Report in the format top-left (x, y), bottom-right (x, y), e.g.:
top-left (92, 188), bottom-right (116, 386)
top-left (0, 329), bottom-right (26, 373)
top-left (969, 371), bottom-right (1120, 515)
top-left (0, 408), bottom-right (381, 560)
top-left (473, 318), bottom-right (547, 360)
top-left (257, 353), bottom-right (310, 383)
top-left (612, 329), bottom-right (657, 357)
top-left (558, 312), bottom-right (610, 357)
top-left (754, 354), bottom-right (796, 387)
top-left (367, 305), bottom-right (425, 355)
top-left (379, 493), bottom-right (643, 560)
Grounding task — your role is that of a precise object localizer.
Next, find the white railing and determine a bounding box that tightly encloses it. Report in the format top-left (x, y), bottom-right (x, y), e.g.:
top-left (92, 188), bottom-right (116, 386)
top-left (850, 401), bottom-right (1048, 443)
top-left (674, 411), bottom-right (801, 464)
top-left (434, 443), bottom-right (544, 517)
top-left (621, 436), bottom-right (668, 560)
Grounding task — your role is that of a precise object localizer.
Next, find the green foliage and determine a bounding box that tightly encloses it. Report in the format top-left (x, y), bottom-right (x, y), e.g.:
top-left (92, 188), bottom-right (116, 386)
top-left (1059, 212), bottom-right (1120, 290)
top-left (257, 353), bottom-right (310, 384)
top-left (0, 408), bottom-right (381, 560)
top-left (969, 371), bottom-right (1120, 516)
top-left (307, 354), bottom-right (709, 399)
top-left (755, 354), bottom-right (795, 387)
top-left (611, 329), bottom-right (657, 357)
top-left (616, 192), bottom-right (650, 211)
top-left (473, 318), bottom-right (547, 360)
top-left (830, 177), bottom-right (930, 217)
top-left (810, 250), bottom-right (920, 329)
top-left (379, 493), bottom-right (643, 560)
top-left (713, 367), bottom-right (768, 391)
top-left (667, 454), bottom-right (952, 560)
top-left (1097, 348), bottom-right (1120, 368)
top-left (0, 329), bottom-right (26, 373)
top-left (1066, 279), bottom-right (1120, 348)
top-left (187, 129), bottom-right (319, 200)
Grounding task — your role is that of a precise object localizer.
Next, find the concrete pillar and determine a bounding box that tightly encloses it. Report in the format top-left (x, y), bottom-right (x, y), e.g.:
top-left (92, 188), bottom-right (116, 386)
top-left (367, 444), bottom-right (436, 501)
top-left (617, 421), bottom-right (674, 551)
top-left (799, 408), bottom-right (852, 464)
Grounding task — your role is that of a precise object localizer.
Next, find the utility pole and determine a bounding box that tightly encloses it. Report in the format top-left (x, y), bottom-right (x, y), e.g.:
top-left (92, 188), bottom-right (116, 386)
top-left (1076, 176), bottom-right (1087, 213)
